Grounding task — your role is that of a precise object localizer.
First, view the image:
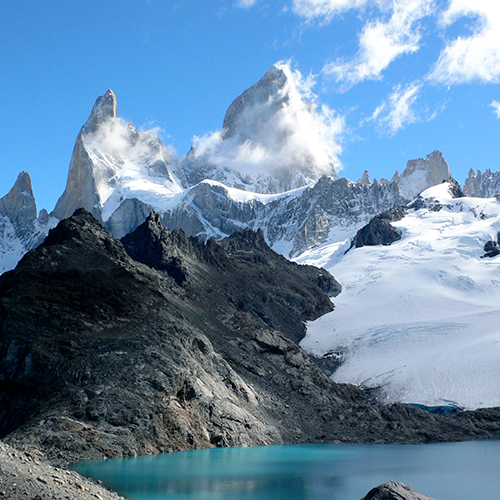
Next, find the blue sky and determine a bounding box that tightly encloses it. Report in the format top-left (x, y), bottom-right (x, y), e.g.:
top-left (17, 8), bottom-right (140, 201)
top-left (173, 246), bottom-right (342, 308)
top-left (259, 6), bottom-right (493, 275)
top-left (2, 0), bottom-right (500, 212)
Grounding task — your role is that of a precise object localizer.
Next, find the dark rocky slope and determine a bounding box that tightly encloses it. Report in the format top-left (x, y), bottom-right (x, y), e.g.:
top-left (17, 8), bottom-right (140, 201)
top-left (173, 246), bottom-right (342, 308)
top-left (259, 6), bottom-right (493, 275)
top-left (1, 210), bottom-right (500, 469)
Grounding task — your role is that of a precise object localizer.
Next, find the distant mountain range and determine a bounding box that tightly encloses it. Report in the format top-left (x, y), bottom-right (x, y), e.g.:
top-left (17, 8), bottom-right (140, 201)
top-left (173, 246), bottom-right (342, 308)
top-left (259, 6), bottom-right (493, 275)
top-left (3, 63), bottom-right (499, 274)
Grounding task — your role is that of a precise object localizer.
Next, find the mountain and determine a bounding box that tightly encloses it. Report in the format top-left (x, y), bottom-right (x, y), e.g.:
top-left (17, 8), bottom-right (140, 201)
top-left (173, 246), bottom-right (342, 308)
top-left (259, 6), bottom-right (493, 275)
top-left (299, 181), bottom-right (500, 410)
top-left (38, 70), bottom-right (406, 254)
top-left (3, 69), bottom-right (500, 415)
top-left (51, 89), bottom-right (182, 224)
top-left (2, 209), bottom-right (500, 466)
top-left (156, 175), bottom-right (405, 258)
top-left (0, 69), bottom-right (465, 273)
top-left (0, 172), bottom-right (56, 273)
top-left (392, 150), bottom-right (452, 200)
top-left (175, 63), bottom-right (340, 194)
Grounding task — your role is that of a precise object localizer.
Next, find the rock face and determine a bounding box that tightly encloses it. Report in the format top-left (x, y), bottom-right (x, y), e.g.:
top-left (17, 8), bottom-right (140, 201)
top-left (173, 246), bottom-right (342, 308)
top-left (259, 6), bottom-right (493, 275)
top-left (361, 481), bottom-right (438, 500)
top-left (122, 212), bottom-right (341, 342)
top-left (2, 210), bottom-right (500, 468)
top-left (463, 167), bottom-right (500, 198)
top-left (160, 175), bottom-right (406, 257)
top-left (393, 150), bottom-right (451, 200)
top-left (0, 172), bottom-right (56, 273)
top-left (51, 90), bottom-right (118, 221)
top-left (482, 233), bottom-right (500, 258)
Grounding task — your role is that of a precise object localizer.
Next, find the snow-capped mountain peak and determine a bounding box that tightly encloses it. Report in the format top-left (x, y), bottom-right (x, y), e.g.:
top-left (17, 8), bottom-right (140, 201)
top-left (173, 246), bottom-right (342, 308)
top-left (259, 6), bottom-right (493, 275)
top-left (52, 90), bottom-right (181, 223)
top-left (83, 89), bottom-right (117, 134)
top-left (392, 149), bottom-right (451, 200)
top-left (179, 62), bottom-right (343, 194)
top-left (0, 172), bottom-right (56, 272)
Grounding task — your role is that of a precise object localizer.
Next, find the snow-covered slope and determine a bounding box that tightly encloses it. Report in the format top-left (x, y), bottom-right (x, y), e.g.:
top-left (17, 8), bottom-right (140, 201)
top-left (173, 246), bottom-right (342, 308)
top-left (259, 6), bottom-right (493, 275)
top-left (299, 182), bottom-right (500, 410)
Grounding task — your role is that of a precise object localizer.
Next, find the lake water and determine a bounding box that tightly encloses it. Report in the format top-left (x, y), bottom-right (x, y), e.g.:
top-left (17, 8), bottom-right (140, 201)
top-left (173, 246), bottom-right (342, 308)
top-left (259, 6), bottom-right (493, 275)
top-left (73, 441), bottom-right (500, 500)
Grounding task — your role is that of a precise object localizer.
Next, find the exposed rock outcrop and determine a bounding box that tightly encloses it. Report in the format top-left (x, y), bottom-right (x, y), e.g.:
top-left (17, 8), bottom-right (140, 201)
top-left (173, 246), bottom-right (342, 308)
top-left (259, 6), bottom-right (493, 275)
top-left (393, 150), bottom-right (451, 200)
top-left (463, 167), bottom-right (500, 198)
top-left (482, 232), bottom-right (500, 258)
top-left (361, 481), bottom-right (438, 500)
top-left (51, 90), bottom-right (179, 223)
top-left (0, 172), bottom-right (56, 273)
top-left (349, 207), bottom-right (407, 250)
top-left (160, 175), bottom-right (406, 257)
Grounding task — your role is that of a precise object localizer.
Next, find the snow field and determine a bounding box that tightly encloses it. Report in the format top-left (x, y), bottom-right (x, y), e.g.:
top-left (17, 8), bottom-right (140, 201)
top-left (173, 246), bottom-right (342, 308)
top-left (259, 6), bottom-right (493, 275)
top-left (299, 184), bottom-right (500, 409)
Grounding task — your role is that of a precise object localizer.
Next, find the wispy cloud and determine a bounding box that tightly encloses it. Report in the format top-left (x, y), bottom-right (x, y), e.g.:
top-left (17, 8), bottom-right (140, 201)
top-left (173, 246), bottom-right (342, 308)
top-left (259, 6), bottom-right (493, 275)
top-left (490, 100), bottom-right (500, 118)
top-left (428, 2), bottom-right (500, 84)
top-left (235, 0), bottom-right (258, 8)
top-left (369, 82), bottom-right (422, 135)
top-left (291, 0), bottom-right (433, 89)
top-left (291, 0), bottom-right (370, 23)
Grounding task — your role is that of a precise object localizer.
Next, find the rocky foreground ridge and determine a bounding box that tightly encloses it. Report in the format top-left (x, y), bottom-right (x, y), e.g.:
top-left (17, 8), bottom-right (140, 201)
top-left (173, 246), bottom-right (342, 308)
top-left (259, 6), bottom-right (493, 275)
top-left (1, 210), bottom-right (500, 468)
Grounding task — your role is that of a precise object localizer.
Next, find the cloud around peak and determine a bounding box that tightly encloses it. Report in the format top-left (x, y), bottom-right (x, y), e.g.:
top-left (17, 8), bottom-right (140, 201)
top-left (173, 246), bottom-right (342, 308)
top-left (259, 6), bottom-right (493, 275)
top-left (190, 62), bottom-right (344, 188)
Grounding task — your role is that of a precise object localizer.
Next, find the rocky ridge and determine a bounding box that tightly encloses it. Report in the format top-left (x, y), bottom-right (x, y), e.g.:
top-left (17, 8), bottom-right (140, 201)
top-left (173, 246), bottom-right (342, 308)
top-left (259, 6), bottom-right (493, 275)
top-left (464, 167), bottom-right (500, 198)
top-left (0, 71), bottom-right (487, 272)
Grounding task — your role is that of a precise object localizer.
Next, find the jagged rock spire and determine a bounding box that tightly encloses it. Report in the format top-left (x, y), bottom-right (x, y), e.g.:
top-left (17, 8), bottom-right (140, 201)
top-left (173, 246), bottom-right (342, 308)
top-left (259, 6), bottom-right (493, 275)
top-left (394, 150), bottom-right (451, 200)
top-left (83, 89), bottom-right (117, 134)
top-left (0, 172), bottom-right (37, 233)
top-left (221, 65), bottom-right (288, 141)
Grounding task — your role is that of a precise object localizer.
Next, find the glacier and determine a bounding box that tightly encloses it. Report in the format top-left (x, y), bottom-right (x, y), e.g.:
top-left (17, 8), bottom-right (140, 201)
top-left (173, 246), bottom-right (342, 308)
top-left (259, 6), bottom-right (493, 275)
top-left (299, 182), bottom-right (500, 410)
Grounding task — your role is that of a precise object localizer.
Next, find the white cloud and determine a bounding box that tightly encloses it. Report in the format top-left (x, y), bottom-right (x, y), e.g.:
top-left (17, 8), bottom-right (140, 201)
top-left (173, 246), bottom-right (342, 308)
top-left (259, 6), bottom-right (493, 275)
top-left (490, 100), bottom-right (500, 118)
top-left (317, 0), bottom-right (434, 88)
top-left (428, 1), bottom-right (500, 84)
top-left (235, 0), bottom-right (258, 7)
top-left (369, 82), bottom-right (422, 135)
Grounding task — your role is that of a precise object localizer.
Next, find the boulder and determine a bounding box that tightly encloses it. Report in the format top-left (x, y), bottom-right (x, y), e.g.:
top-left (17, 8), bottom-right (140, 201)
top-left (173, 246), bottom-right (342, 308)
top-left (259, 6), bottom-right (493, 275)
top-left (361, 480), bottom-right (438, 500)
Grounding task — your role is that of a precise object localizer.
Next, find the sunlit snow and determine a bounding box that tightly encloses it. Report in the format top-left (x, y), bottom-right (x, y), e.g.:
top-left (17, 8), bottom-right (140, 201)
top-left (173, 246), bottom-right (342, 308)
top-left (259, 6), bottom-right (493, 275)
top-left (84, 118), bottom-right (183, 221)
top-left (298, 183), bottom-right (500, 410)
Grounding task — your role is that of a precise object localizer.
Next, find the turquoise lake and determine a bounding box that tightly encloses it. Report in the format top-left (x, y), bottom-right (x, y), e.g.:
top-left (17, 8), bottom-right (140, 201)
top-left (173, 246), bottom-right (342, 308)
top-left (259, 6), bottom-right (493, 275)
top-left (73, 441), bottom-right (500, 500)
